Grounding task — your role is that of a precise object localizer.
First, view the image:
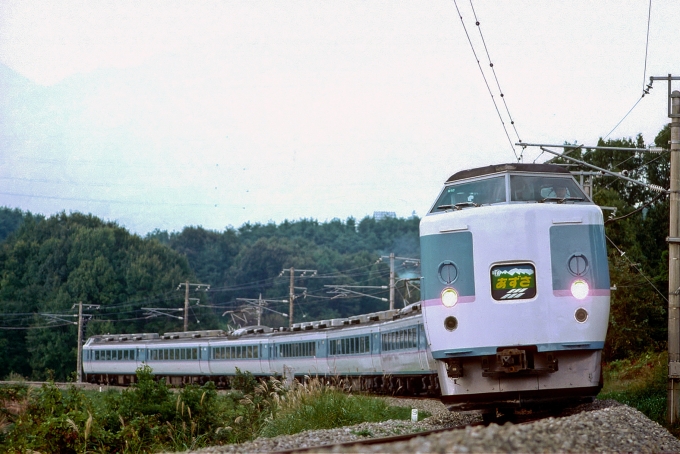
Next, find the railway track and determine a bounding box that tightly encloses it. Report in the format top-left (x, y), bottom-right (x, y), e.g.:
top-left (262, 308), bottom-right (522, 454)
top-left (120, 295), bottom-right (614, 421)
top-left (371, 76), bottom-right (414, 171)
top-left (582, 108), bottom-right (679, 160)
top-left (267, 406), bottom-right (564, 454)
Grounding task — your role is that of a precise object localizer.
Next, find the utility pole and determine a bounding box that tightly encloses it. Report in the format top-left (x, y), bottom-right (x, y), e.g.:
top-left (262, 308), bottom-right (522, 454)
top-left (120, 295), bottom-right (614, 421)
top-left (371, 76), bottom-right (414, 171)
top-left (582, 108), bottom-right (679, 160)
top-left (176, 282), bottom-right (210, 331)
top-left (289, 268), bottom-right (294, 328)
top-left (380, 254), bottom-right (420, 310)
top-left (76, 301), bottom-right (83, 383)
top-left (69, 302), bottom-right (99, 384)
top-left (185, 281), bottom-right (189, 331)
top-left (236, 294), bottom-right (288, 325)
top-left (280, 268), bottom-right (317, 328)
top-left (654, 75), bottom-right (680, 425)
top-left (390, 253), bottom-right (395, 310)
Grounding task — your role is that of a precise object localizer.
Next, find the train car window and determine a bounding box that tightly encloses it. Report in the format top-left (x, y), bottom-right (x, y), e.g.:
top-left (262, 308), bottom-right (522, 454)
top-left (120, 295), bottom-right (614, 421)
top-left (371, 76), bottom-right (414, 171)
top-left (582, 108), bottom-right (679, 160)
top-left (431, 176), bottom-right (506, 212)
top-left (247, 346), bottom-right (253, 358)
top-left (510, 175), bottom-right (587, 202)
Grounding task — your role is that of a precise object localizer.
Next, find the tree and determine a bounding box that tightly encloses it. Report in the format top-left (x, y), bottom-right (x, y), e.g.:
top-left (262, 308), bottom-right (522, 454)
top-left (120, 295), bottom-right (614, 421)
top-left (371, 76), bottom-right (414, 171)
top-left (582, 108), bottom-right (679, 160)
top-left (0, 212), bottom-right (193, 380)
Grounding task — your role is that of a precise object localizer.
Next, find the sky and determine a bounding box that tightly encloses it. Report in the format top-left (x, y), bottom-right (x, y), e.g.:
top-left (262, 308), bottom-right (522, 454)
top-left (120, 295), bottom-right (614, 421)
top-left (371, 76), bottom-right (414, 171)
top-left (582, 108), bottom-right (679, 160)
top-left (1, 1), bottom-right (679, 235)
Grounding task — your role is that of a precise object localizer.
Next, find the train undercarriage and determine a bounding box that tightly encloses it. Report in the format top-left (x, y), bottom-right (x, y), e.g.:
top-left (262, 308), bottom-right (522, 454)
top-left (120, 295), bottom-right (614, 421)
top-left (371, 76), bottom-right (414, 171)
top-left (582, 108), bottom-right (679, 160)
top-left (83, 372), bottom-right (441, 396)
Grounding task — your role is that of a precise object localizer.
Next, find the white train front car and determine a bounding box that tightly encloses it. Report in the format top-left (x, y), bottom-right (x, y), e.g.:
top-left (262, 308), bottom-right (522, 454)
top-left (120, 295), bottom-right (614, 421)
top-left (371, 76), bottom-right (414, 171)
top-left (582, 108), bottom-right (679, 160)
top-left (420, 163), bottom-right (610, 413)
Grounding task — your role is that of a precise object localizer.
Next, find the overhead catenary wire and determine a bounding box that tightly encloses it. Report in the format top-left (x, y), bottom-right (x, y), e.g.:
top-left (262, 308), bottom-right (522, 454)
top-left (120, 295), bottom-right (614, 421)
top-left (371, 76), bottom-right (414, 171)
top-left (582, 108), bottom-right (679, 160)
top-left (468, 0), bottom-right (522, 150)
top-left (452, 0), bottom-right (519, 162)
top-left (606, 235), bottom-right (668, 304)
top-left (602, 0), bottom-right (653, 141)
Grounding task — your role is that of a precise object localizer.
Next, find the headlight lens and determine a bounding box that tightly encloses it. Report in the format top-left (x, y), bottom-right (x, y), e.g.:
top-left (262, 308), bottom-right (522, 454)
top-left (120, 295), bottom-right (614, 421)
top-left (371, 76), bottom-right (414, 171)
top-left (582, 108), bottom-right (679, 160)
top-left (570, 279), bottom-right (589, 300)
top-left (441, 287), bottom-right (459, 307)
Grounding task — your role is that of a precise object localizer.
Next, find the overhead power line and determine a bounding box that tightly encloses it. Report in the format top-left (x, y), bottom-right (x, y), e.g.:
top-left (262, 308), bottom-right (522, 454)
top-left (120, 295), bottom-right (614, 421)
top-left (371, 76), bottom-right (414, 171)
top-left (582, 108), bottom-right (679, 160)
top-left (602, 0), bottom-right (654, 140)
top-left (452, 0), bottom-right (520, 162)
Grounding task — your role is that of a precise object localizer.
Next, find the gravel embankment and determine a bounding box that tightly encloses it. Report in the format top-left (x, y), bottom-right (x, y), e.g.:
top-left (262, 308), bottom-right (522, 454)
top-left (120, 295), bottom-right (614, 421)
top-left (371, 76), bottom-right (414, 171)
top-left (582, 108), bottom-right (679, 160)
top-left (172, 398), bottom-right (680, 453)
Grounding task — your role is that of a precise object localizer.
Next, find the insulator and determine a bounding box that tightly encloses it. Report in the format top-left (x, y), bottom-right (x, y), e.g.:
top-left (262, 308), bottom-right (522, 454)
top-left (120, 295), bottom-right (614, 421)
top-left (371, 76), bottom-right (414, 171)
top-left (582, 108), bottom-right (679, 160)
top-left (648, 184), bottom-right (667, 193)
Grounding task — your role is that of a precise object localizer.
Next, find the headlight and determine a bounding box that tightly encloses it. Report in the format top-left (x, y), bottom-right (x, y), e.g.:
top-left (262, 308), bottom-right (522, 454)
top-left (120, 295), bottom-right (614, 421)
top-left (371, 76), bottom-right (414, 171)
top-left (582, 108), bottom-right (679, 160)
top-left (441, 287), bottom-right (459, 307)
top-left (570, 279), bottom-right (589, 300)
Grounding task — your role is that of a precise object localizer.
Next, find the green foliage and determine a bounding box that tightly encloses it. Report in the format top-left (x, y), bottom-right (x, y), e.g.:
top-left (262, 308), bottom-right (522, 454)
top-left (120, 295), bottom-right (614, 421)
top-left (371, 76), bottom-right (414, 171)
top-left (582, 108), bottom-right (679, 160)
top-left (599, 352), bottom-right (667, 426)
top-left (604, 254), bottom-right (667, 359)
top-left (0, 207), bottom-right (35, 243)
top-left (0, 367), bottom-right (279, 452)
top-left (258, 378), bottom-right (423, 438)
top-left (0, 212), bottom-right (193, 380)
top-left (0, 370), bottom-right (427, 452)
top-left (160, 215), bottom-right (422, 324)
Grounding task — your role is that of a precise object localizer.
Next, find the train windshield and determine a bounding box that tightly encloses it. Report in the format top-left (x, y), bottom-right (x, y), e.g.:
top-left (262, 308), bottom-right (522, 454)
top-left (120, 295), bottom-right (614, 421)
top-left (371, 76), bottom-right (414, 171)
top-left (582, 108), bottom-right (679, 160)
top-left (510, 175), bottom-right (588, 203)
top-left (431, 176), bottom-right (506, 212)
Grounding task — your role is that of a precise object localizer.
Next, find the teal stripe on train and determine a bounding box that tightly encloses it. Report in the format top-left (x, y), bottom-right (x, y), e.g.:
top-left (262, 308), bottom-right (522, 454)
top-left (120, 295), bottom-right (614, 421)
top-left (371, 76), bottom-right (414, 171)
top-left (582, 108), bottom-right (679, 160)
top-left (549, 224), bottom-right (610, 295)
top-left (431, 341), bottom-right (606, 359)
top-left (421, 231), bottom-right (475, 301)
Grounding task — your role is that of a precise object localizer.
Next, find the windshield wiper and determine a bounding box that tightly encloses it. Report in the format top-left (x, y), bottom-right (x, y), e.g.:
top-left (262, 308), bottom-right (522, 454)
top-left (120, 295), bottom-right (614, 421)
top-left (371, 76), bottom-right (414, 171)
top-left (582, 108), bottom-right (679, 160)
top-left (453, 202), bottom-right (480, 210)
top-left (436, 201), bottom-right (480, 211)
top-left (540, 197), bottom-right (585, 204)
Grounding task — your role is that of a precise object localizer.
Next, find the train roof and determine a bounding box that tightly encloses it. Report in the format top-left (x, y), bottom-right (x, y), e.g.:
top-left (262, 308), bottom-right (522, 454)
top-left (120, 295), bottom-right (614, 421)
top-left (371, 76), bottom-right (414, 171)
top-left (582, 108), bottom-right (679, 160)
top-left (85, 302), bottom-right (423, 345)
top-left (446, 163), bottom-right (570, 183)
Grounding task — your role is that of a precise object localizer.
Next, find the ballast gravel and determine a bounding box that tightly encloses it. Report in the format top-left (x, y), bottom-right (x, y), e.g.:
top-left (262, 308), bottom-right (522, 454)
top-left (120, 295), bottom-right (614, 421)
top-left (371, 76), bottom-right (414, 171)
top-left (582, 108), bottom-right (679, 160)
top-left (173, 398), bottom-right (680, 453)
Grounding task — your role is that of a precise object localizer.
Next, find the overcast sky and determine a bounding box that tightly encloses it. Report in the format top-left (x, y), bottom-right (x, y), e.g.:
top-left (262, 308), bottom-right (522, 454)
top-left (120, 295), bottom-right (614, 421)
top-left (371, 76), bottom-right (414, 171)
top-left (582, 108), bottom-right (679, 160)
top-left (1, 1), bottom-right (679, 235)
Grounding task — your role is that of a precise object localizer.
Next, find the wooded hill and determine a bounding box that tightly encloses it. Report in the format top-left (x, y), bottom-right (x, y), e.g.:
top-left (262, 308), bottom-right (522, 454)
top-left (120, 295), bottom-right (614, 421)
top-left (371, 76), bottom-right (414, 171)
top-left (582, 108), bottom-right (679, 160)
top-left (0, 125), bottom-right (672, 380)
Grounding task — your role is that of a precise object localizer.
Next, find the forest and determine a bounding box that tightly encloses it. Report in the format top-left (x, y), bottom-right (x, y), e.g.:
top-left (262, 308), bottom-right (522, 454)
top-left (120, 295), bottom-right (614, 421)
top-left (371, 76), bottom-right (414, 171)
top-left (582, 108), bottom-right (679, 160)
top-left (0, 124), bottom-right (672, 380)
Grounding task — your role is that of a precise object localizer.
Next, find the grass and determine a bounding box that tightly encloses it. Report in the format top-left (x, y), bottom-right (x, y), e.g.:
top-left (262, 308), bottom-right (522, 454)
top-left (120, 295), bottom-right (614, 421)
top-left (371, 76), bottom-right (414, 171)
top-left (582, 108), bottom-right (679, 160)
top-left (599, 351), bottom-right (671, 434)
top-left (258, 378), bottom-right (429, 438)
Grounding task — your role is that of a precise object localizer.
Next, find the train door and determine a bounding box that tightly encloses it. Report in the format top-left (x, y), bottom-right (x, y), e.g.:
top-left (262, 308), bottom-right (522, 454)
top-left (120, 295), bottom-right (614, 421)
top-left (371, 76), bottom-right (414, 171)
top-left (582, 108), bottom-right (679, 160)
top-left (136, 347), bottom-right (146, 368)
top-left (316, 338), bottom-right (328, 375)
top-left (258, 341), bottom-right (269, 375)
top-left (199, 345), bottom-right (210, 375)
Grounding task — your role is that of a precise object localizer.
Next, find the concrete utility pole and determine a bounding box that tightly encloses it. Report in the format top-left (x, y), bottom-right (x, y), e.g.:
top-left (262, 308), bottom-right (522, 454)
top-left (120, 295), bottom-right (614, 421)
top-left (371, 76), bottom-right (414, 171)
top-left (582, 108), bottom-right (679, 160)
top-left (389, 253), bottom-right (395, 310)
top-left (289, 268), bottom-right (294, 328)
top-left (380, 254), bottom-right (420, 310)
top-left (661, 79), bottom-right (680, 424)
top-left (236, 294), bottom-right (288, 325)
top-left (76, 301), bottom-right (83, 383)
top-left (184, 281), bottom-right (190, 331)
top-left (280, 268), bottom-right (317, 328)
top-left (71, 301), bottom-right (98, 383)
top-left (176, 282), bottom-right (210, 331)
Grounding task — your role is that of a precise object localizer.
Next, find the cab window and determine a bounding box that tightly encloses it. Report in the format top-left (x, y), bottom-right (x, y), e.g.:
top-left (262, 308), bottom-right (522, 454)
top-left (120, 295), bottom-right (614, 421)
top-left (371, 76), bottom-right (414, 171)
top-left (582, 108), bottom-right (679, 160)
top-left (431, 176), bottom-right (506, 212)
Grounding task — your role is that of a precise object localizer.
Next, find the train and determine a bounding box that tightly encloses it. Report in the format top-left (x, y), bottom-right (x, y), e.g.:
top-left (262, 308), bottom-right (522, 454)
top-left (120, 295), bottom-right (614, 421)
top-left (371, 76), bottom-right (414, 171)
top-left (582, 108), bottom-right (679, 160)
top-left (83, 162), bottom-right (610, 416)
top-left (82, 303), bottom-right (440, 396)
